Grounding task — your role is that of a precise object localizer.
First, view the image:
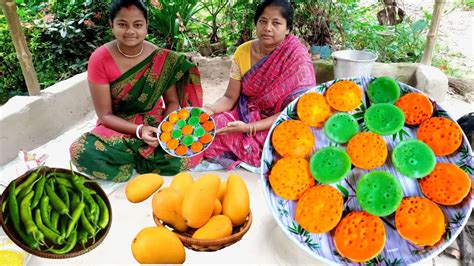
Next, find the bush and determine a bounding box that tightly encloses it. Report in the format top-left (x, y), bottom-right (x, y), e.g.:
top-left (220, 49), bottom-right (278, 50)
top-left (0, 1), bottom-right (111, 104)
top-left (340, 4), bottom-right (431, 63)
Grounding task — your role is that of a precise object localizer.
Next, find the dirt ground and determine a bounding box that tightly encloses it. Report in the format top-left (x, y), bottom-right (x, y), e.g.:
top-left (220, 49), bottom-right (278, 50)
top-left (402, 0), bottom-right (474, 79)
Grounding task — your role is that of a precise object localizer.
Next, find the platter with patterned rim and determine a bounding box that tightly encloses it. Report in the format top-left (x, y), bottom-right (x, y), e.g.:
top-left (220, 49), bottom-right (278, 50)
top-left (157, 107), bottom-right (216, 158)
top-left (260, 76), bottom-right (473, 265)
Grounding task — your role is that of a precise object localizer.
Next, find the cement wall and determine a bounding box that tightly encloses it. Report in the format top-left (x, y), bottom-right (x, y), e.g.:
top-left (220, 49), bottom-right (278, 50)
top-left (0, 73), bottom-right (93, 164)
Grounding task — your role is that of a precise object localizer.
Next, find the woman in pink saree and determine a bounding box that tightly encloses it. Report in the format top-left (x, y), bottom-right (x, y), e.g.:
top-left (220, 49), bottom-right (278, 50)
top-left (202, 0), bottom-right (316, 169)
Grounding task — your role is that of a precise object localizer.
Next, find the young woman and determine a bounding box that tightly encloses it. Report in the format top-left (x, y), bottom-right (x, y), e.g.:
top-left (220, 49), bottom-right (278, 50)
top-left (70, 0), bottom-right (202, 182)
top-left (202, 0), bottom-right (316, 170)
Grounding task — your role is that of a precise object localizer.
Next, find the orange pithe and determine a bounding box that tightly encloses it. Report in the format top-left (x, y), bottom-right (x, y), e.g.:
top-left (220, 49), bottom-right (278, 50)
top-left (166, 139), bottom-right (179, 150)
top-left (202, 121), bottom-right (215, 132)
top-left (271, 120), bottom-right (314, 158)
top-left (297, 92), bottom-right (332, 127)
top-left (160, 132), bottom-right (172, 143)
top-left (269, 157), bottom-right (315, 200)
top-left (199, 134), bottom-right (213, 144)
top-left (175, 145), bottom-right (188, 156)
top-left (169, 113), bottom-right (179, 124)
top-left (295, 185), bottom-right (343, 233)
top-left (395, 92), bottom-right (433, 126)
top-left (190, 142), bottom-right (204, 153)
top-left (181, 125), bottom-right (193, 135)
top-left (417, 117), bottom-right (463, 156)
top-left (325, 80), bottom-right (363, 112)
top-left (419, 163), bottom-right (471, 205)
top-left (395, 197), bottom-right (445, 246)
top-left (161, 121), bottom-right (173, 132)
top-left (177, 109), bottom-right (190, 120)
top-left (199, 113), bottom-right (210, 124)
top-left (347, 132), bottom-right (387, 170)
top-left (334, 211), bottom-right (386, 262)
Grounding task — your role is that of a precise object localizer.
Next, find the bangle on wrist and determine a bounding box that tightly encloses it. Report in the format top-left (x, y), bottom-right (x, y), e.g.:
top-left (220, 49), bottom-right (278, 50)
top-left (247, 123), bottom-right (257, 136)
top-left (136, 124), bottom-right (144, 139)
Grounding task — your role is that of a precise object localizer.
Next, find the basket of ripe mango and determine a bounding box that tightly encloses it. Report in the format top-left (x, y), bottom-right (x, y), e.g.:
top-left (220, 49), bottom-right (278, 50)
top-left (125, 172), bottom-right (251, 263)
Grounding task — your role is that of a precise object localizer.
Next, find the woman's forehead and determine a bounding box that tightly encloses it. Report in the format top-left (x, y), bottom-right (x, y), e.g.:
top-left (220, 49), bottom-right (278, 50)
top-left (115, 5), bottom-right (146, 21)
top-left (260, 6), bottom-right (285, 20)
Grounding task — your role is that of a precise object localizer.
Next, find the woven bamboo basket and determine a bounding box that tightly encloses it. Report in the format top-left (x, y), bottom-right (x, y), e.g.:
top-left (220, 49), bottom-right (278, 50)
top-left (153, 210), bottom-right (252, 252)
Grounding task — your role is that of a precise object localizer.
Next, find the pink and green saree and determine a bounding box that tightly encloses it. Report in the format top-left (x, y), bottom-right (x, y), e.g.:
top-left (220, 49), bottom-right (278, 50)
top-left (70, 49), bottom-right (202, 182)
top-left (203, 35), bottom-right (316, 169)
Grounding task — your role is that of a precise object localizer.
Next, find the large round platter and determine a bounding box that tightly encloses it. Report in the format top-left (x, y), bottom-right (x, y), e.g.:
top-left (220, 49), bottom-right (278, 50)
top-left (260, 76), bottom-right (473, 265)
top-left (0, 167), bottom-right (112, 259)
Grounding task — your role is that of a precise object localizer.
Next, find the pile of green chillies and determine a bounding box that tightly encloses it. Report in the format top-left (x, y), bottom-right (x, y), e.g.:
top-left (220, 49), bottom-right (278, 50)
top-left (1, 167), bottom-right (110, 255)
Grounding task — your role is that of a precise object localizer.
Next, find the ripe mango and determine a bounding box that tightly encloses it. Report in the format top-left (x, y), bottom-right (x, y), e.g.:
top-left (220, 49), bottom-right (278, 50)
top-left (152, 188), bottom-right (188, 232)
top-left (217, 181), bottom-right (227, 202)
top-left (182, 174), bottom-right (220, 228)
top-left (125, 173), bottom-right (164, 203)
top-left (212, 199), bottom-right (222, 216)
top-left (131, 227), bottom-right (185, 264)
top-left (192, 215), bottom-right (233, 240)
top-left (223, 174), bottom-right (250, 226)
top-left (170, 172), bottom-right (194, 195)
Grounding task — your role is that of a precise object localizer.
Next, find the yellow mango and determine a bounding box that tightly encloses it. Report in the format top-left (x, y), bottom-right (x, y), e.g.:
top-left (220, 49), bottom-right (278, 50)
top-left (131, 227), bottom-right (185, 264)
top-left (170, 172), bottom-right (194, 195)
top-left (212, 199), bottom-right (222, 216)
top-left (125, 173), bottom-right (164, 203)
top-left (223, 174), bottom-right (250, 226)
top-left (152, 188), bottom-right (188, 232)
top-left (182, 174), bottom-right (220, 228)
top-left (217, 181), bottom-right (227, 202)
top-left (192, 215), bottom-right (233, 240)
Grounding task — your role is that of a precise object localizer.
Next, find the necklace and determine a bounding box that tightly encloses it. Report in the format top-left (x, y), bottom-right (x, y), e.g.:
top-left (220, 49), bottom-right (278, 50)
top-left (116, 42), bottom-right (144, 58)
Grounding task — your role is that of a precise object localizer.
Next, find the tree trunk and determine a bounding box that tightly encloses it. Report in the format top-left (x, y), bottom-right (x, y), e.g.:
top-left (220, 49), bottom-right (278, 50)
top-left (1, 0), bottom-right (40, 96)
top-left (421, 0), bottom-right (447, 65)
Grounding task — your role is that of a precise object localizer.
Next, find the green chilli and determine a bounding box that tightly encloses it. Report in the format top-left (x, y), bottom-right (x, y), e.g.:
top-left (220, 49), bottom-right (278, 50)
top-left (39, 196), bottom-right (60, 234)
top-left (19, 191), bottom-right (45, 244)
top-left (45, 181), bottom-right (69, 216)
top-left (7, 183), bottom-right (39, 249)
top-left (47, 231), bottom-right (77, 255)
top-left (66, 202), bottom-right (85, 239)
top-left (95, 195), bottom-right (109, 229)
top-left (30, 174), bottom-right (47, 209)
top-left (34, 209), bottom-right (64, 245)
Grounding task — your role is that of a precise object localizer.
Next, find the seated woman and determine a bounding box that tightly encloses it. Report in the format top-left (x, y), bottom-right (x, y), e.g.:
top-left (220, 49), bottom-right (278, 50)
top-left (70, 0), bottom-right (202, 182)
top-left (202, 0), bottom-right (316, 170)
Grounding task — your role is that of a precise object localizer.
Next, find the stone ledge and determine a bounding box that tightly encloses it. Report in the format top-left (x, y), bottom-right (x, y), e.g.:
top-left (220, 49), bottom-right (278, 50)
top-left (314, 60), bottom-right (448, 102)
top-left (0, 72), bottom-right (93, 165)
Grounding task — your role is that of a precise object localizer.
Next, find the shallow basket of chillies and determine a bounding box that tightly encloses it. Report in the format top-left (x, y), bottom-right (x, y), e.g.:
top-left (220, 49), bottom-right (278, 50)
top-left (0, 166), bottom-right (112, 259)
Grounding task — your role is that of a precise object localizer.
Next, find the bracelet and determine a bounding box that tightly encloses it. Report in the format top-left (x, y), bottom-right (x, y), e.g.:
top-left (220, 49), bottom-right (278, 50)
top-left (248, 124), bottom-right (257, 136)
top-left (135, 124), bottom-right (144, 139)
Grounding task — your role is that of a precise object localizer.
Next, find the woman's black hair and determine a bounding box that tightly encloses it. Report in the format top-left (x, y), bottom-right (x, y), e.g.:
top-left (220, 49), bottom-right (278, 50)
top-left (254, 0), bottom-right (294, 31)
top-left (110, 0), bottom-right (148, 22)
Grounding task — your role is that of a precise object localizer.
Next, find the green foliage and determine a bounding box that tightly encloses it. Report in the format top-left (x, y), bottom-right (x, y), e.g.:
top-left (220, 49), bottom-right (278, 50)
top-left (221, 0), bottom-right (257, 51)
top-left (341, 4), bottom-right (431, 63)
top-left (145, 0), bottom-right (201, 50)
top-left (0, 0), bottom-right (110, 104)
